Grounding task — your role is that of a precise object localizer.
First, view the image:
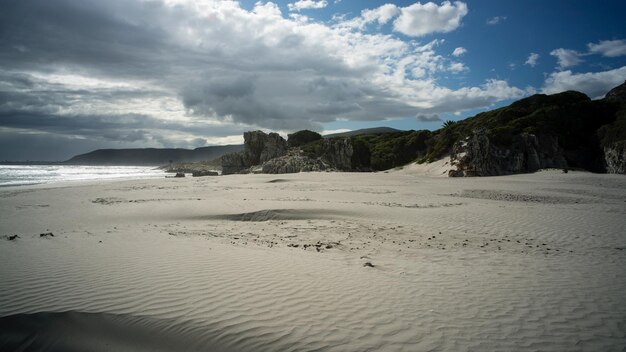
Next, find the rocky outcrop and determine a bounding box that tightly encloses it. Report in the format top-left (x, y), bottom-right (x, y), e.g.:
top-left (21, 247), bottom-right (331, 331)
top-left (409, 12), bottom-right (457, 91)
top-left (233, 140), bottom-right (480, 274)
top-left (243, 131), bottom-right (288, 165)
top-left (192, 170), bottom-right (219, 177)
top-left (604, 80), bottom-right (626, 102)
top-left (261, 150), bottom-right (330, 174)
top-left (221, 152), bottom-right (247, 175)
top-left (221, 131), bottom-right (288, 175)
top-left (600, 81), bottom-right (626, 174)
top-left (604, 141), bottom-right (626, 174)
top-left (320, 138), bottom-right (354, 171)
top-left (448, 130), bottom-right (567, 177)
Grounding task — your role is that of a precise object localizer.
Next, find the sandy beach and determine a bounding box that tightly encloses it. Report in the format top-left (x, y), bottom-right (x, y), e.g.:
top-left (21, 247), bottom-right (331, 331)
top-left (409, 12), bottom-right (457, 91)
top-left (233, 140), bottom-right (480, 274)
top-left (1, 169), bottom-right (625, 351)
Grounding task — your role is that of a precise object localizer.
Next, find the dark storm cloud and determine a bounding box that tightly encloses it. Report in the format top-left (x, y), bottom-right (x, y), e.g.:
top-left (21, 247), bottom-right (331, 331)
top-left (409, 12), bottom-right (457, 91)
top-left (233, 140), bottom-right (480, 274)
top-left (0, 109), bottom-right (242, 142)
top-left (0, 0), bottom-right (171, 77)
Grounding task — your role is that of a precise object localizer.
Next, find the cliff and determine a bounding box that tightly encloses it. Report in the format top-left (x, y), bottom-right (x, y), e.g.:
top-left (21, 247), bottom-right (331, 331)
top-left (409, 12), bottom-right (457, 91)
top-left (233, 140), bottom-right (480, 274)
top-left (448, 131), bottom-right (566, 177)
top-left (598, 81), bottom-right (626, 174)
top-left (427, 83), bottom-right (626, 176)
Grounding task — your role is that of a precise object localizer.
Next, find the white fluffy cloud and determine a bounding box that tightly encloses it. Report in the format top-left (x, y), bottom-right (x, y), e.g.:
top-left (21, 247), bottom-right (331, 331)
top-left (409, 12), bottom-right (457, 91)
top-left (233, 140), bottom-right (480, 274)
top-left (486, 16), bottom-right (506, 25)
top-left (550, 48), bottom-right (583, 69)
top-left (362, 4), bottom-right (400, 25)
top-left (448, 62), bottom-right (467, 73)
top-left (392, 1), bottom-right (468, 37)
top-left (452, 47), bottom-right (467, 57)
top-left (0, 0), bottom-right (533, 159)
top-left (288, 0), bottom-right (328, 12)
top-left (525, 52), bottom-right (539, 67)
top-left (587, 39), bottom-right (626, 57)
top-left (542, 66), bottom-right (626, 99)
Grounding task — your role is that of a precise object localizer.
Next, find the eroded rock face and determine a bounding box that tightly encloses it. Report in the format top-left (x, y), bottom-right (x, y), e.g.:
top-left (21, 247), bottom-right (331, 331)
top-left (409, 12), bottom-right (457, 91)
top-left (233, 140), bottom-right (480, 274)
top-left (221, 152), bottom-right (247, 175)
top-left (604, 141), bottom-right (626, 174)
top-left (261, 150), bottom-right (329, 174)
top-left (320, 138), bottom-right (353, 171)
top-left (221, 131), bottom-right (288, 175)
top-left (449, 130), bottom-right (567, 177)
top-left (604, 80), bottom-right (626, 102)
top-left (244, 131), bottom-right (288, 165)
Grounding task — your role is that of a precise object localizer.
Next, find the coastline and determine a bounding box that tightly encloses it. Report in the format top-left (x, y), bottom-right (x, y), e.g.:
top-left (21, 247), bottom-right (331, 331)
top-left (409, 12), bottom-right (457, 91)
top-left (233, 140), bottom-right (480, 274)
top-left (1, 170), bottom-right (625, 351)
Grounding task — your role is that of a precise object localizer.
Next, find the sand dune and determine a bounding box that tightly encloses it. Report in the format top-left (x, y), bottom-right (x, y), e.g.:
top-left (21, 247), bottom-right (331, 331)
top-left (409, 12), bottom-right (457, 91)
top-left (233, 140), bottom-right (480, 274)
top-left (1, 170), bottom-right (625, 351)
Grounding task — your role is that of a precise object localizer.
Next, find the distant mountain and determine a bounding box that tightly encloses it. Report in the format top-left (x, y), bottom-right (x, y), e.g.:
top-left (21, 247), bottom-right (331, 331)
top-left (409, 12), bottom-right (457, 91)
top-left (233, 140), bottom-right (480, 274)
top-left (65, 145), bottom-right (243, 166)
top-left (323, 127), bottom-right (401, 138)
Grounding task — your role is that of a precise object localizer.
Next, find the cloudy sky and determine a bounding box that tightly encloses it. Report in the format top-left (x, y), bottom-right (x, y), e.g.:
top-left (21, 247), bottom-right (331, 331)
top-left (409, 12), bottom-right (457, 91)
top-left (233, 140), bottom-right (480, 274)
top-left (1, 0), bottom-right (626, 160)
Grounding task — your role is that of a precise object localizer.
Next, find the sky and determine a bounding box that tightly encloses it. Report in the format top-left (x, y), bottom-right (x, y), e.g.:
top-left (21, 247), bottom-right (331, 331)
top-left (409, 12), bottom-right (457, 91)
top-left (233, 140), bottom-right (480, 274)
top-left (1, 0), bottom-right (626, 161)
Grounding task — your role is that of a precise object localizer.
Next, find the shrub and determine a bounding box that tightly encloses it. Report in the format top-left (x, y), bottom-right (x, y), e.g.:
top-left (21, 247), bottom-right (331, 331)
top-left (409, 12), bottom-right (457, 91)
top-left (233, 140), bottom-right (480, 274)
top-left (287, 130), bottom-right (322, 148)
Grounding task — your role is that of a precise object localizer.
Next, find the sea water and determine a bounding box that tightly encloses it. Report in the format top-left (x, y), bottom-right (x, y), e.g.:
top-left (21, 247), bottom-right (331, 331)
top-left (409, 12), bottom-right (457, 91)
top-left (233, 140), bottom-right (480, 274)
top-left (0, 165), bottom-right (166, 187)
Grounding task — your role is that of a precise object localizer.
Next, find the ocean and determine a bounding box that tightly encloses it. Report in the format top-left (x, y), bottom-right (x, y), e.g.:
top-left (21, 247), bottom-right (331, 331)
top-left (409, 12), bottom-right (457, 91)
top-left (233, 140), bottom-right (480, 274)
top-left (0, 165), bottom-right (167, 187)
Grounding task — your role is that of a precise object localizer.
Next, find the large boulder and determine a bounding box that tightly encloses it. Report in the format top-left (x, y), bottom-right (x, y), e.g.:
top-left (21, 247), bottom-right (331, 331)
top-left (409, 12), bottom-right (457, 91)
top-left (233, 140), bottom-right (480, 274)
top-left (448, 130), bottom-right (567, 177)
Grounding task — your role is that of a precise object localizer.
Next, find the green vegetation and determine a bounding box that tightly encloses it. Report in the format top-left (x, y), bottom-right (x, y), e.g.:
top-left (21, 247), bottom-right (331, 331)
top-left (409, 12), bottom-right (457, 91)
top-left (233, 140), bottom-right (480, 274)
top-left (351, 130), bottom-right (432, 170)
top-left (300, 130), bottom-right (432, 171)
top-left (287, 130), bottom-right (322, 148)
top-left (420, 91), bottom-right (620, 166)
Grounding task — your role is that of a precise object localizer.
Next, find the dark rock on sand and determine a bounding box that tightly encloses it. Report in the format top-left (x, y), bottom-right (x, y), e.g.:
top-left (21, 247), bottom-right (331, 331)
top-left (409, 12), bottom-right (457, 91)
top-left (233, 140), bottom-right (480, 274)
top-left (40, 232), bottom-right (54, 237)
top-left (192, 170), bottom-right (218, 177)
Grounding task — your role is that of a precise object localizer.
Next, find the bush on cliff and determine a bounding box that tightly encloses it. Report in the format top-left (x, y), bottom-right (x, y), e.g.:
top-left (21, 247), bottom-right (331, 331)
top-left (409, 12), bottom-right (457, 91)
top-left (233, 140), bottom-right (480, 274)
top-left (288, 130), bottom-right (323, 148)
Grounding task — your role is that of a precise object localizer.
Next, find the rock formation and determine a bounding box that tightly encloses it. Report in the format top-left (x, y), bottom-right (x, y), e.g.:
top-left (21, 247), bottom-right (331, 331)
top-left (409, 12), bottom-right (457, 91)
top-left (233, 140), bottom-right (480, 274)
top-left (221, 131), bottom-right (288, 175)
top-left (221, 152), bottom-right (248, 175)
top-left (604, 80), bottom-right (626, 102)
top-left (243, 131), bottom-right (288, 165)
top-left (448, 130), bottom-right (566, 176)
top-left (604, 141), bottom-right (626, 174)
top-left (600, 81), bottom-right (626, 174)
top-left (261, 150), bottom-right (329, 174)
top-left (319, 138), bottom-right (354, 171)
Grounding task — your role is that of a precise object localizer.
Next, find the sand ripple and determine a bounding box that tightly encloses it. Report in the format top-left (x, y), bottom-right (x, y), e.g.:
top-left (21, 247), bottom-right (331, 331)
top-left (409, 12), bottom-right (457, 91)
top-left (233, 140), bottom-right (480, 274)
top-left (1, 171), bottom-right (625, 351)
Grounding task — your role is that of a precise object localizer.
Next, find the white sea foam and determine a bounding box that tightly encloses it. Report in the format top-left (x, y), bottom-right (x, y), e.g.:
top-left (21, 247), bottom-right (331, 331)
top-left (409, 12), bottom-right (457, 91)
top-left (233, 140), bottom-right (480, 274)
top-left (0, 165), bottom-right (166, 187)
